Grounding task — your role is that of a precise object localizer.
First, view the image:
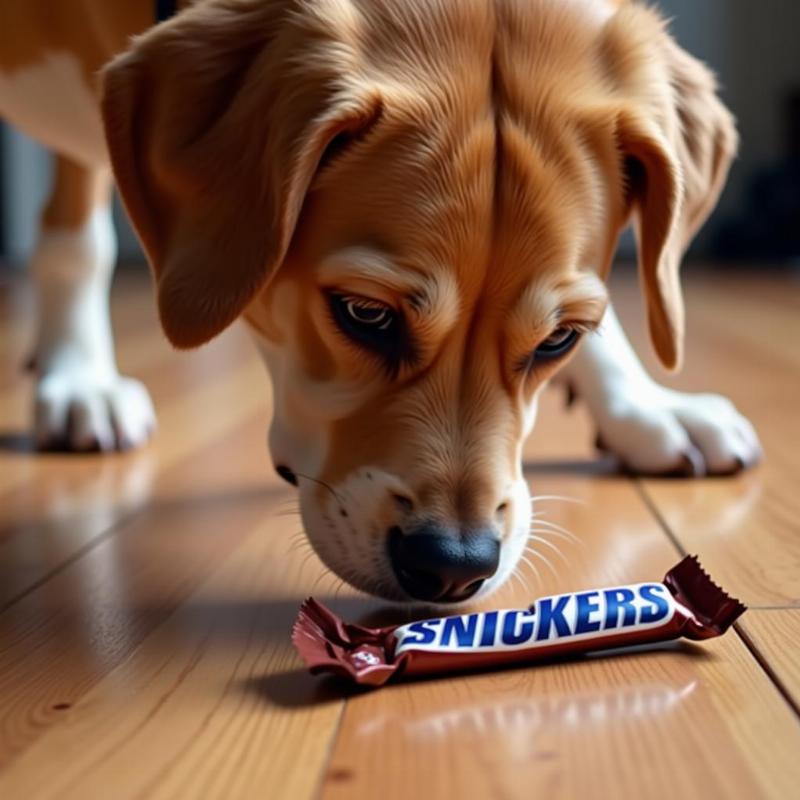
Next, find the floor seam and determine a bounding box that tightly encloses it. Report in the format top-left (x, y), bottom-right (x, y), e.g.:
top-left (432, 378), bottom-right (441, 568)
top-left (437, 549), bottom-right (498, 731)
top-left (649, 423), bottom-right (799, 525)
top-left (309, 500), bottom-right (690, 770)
top-left (0, 505), bottom-right (145, 617)
top-left (735, 621), bottom-right (800, 722)
top-left (312, 696), bottom-right (348, 800)
top-left (634, 479), bottom-right (800, 723)
top-left (633, 479), bottom-right (688, 559)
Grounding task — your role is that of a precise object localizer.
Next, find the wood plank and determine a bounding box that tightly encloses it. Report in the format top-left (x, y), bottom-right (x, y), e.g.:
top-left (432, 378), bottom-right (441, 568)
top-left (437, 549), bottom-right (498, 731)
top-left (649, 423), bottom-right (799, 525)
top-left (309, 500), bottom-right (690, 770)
top-left (0, 274), bottom-right (271, 608)
top-left (321, 472), bottom-right (800, 800)
top-left (738, 610), bottom-right (800, 713)
top-left (610, 272), bottom-right (800, 607)
top-left (0, 415), bottom-right (283, 767)
top-left (0, 485), bottom-right (356, 800)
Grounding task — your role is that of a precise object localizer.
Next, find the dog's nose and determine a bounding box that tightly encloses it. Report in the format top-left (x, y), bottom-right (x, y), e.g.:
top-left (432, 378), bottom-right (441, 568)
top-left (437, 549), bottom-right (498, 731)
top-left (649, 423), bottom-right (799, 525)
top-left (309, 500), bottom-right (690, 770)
top-left (388, 526), bottom-right (500, 602)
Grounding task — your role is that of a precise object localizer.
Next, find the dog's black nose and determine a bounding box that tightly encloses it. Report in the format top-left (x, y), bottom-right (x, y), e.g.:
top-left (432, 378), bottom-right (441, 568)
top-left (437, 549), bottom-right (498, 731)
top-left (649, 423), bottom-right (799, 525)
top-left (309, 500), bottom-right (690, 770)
top-left (389, 526), bottom-right (500, 602)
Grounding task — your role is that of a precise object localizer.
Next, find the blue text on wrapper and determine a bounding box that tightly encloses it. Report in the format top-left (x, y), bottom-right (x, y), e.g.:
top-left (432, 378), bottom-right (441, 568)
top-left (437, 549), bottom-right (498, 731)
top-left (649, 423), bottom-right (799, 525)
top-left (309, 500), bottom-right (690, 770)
top-left (394, 583), bottom-right (675, 654)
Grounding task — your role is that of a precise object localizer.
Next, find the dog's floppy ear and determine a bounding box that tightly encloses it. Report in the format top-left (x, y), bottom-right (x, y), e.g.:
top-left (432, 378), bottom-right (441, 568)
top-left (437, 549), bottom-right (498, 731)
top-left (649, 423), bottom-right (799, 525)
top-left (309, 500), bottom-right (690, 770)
top-left (101, 1), bottom-right (381, 347)
top-left (607, 9), bottom-right (738, 371)
top-left (615, 110), bottom-right (685, 371)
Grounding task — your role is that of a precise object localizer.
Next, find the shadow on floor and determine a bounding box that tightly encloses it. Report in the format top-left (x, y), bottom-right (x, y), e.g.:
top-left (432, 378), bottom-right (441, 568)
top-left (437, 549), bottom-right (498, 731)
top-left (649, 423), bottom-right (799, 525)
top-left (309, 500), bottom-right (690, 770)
top-left (0, 430), bottom-right (34, 453)
top-left (243, 669), bottom-right (369, 709)
top-left (249, 640), bottom-right (716, 709)
top-left (522, 454), bottom-right (620, 476)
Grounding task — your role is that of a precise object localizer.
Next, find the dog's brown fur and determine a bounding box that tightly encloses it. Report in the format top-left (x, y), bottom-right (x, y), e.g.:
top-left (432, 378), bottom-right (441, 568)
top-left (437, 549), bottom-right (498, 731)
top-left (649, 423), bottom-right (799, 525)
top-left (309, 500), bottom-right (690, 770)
top-left (1, 0), bottom-right (739, 597)
top-left (101, 1), bottom-right (734, 519)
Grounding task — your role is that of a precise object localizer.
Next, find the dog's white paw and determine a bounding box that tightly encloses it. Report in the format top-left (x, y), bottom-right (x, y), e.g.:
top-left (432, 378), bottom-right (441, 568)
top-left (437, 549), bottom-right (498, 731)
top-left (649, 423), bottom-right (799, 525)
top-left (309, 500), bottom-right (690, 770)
top-left (35, 370), bottom-right (156, 452)
top-left (595, 386), bottom-right (762, 476)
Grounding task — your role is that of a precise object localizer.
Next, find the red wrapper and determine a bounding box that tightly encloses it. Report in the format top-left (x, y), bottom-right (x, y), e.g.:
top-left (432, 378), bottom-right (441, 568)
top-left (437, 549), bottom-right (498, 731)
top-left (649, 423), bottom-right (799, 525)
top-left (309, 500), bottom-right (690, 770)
top-left (292, 556), bottom-right (745, 686)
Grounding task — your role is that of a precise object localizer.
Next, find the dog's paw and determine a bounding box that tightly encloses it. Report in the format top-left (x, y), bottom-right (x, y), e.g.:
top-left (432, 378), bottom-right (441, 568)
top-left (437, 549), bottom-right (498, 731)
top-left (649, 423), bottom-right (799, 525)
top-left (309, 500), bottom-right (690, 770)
top-left (34, 370), bottom-right (156, 452)
top-left (595, 387), bottom-right (762, 476)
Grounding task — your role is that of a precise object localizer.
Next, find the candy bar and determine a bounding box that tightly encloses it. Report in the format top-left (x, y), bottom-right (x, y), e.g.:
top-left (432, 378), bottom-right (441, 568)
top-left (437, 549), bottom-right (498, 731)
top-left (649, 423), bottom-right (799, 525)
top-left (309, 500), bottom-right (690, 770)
top-left (292, 556), bottom-right (745, 686)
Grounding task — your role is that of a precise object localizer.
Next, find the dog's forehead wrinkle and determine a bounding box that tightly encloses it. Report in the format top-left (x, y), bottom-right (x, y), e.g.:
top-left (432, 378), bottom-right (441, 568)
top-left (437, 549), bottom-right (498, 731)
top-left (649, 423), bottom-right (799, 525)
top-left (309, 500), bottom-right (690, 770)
top-left (388, 3), bottom-right (613, 288)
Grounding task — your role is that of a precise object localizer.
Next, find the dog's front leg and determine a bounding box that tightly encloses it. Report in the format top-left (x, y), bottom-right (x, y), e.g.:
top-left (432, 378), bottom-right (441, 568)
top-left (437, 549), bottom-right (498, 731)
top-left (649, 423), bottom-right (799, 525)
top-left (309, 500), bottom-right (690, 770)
top-left (31, 156), bottom-right (155, 451)
top-left (559, 304), bottom-right (761, 475)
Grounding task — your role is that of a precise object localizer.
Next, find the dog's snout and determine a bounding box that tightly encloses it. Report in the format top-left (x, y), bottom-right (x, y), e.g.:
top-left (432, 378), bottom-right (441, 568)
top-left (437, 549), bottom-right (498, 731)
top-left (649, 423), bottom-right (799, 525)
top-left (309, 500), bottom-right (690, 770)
top-left (388, 525), bottom-right (500, 603)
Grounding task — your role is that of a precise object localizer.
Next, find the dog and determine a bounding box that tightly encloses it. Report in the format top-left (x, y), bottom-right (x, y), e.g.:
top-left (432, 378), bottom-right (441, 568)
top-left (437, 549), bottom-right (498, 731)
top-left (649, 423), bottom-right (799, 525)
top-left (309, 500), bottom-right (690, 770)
top-left (1, 0), bottom-right (761, 602)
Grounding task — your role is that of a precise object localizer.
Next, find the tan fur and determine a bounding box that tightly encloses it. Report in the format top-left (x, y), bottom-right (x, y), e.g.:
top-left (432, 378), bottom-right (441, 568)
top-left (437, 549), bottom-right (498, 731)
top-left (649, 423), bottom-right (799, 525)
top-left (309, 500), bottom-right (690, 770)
top-left (0, 0), bottom-right (154, 94)
top-left (100, 0), bottom-right (736, 363)
top-left (98, 0), bottom-right (736, 544)
top-left (0, 0), bottom-right (189, 230)
top-left (1, 0), bottom-right (738, 595)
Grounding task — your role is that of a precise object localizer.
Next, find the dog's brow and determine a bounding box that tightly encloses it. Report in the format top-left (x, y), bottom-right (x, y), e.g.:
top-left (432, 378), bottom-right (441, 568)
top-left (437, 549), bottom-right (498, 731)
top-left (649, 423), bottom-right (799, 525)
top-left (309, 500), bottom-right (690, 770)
top-left (318, 249), bottom-right (459, 334)
top-left (513, 272), bottom-right (608, 329)
top-left (318, 248), bottom-right (428, 296)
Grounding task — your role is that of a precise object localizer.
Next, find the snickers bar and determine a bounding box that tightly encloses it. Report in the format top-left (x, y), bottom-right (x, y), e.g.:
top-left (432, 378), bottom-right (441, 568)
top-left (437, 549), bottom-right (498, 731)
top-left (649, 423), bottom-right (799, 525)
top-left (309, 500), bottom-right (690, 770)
top-left (292, 556), bottom-right (745, 686)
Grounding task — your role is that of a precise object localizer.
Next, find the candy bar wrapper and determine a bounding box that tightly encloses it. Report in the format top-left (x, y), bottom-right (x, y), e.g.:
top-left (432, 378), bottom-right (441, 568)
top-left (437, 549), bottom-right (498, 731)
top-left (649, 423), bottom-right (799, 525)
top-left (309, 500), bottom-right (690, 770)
top-left (292, 556), bottom-right (745, 686)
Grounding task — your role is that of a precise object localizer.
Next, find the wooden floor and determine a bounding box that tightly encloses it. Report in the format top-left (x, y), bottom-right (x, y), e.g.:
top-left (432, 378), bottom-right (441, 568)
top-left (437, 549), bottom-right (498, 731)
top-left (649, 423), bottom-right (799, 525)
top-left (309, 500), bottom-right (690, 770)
top-left (1, 265), bottom-right (799, 799)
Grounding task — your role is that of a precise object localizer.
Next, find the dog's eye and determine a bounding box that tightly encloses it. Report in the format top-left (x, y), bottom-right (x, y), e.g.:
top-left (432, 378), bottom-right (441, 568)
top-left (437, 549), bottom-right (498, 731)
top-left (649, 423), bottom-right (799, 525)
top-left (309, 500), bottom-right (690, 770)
top-left (329, 293), bottom-right (400, 348)
top-left (327, 292), bottom-right (417, 373)
top-left (341, 296), bottom-right (394, 330)
top-left (533, 327), bottom-right (580, 361)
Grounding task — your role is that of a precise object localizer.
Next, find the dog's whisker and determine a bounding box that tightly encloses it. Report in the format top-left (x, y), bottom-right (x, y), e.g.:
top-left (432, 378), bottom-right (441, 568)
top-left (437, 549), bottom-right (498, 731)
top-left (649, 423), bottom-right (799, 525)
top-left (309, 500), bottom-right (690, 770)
top-left (314, 565), bottom-right (346, 597)
top-left (333, 576), bottom-right (346, 603)
top-left (294, 470), bottom-right (347, 507)
top-left (515, 567), bottom-right (532, 594)
top-left (508, 567), bottom-right (527, 596)
top-left (525, 543), bottom-right (568, 560)
top-left (309, 568), bottom-right (330, 595)
top-left (524, 545), bottom-right (571, 575)
top-left (285, 529), bottom-right (311, 554)
top-left (503, 568), bottom-right (519, 596)
top-left (528, 527), bottom-right (579, 546)
top-left (523, 546), bottom-right (560, 579)
top-left (518, 554), bottom-right (542, 586)
top-left (528, 528), bottom-right (577, 548)
top-left (287, 538), bottom-right (312, 556)
top-left (529, 495), bottom-right (585, 505)
top-left (526, 534), bottom-right (569, 564)
top-left (528, 518), bottom-right (581, 543)
top-left (298, 548), bottom-right (320, 573)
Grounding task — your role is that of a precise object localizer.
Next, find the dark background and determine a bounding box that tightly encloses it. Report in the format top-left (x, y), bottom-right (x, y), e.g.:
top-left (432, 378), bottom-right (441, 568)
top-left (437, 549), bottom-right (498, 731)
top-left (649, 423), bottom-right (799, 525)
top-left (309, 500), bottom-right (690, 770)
top-left (1, 0), bottom-right (798, 267)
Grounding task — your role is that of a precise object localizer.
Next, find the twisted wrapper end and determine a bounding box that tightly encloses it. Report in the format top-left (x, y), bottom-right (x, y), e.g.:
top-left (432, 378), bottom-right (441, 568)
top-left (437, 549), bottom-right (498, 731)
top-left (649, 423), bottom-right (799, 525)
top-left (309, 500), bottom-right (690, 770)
top-left (292, 598), bottom-right (400, 686)
top-left (664, 555), bottom-right (747, 639)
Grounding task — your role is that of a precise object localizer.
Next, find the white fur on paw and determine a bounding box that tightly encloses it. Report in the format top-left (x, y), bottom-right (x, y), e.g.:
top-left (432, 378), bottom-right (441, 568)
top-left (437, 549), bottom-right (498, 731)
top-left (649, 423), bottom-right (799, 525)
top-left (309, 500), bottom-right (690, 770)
top-left (35, 372), bottom-right (156, 452)
top-left (596, 388), bottom-right (762, 476)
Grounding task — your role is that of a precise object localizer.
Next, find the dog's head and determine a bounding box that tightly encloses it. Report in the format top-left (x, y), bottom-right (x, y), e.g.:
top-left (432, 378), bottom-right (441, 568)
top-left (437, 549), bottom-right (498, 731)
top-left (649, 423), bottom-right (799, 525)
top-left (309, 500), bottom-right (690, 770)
top-left (102, 0), bottom-right (735, 602)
